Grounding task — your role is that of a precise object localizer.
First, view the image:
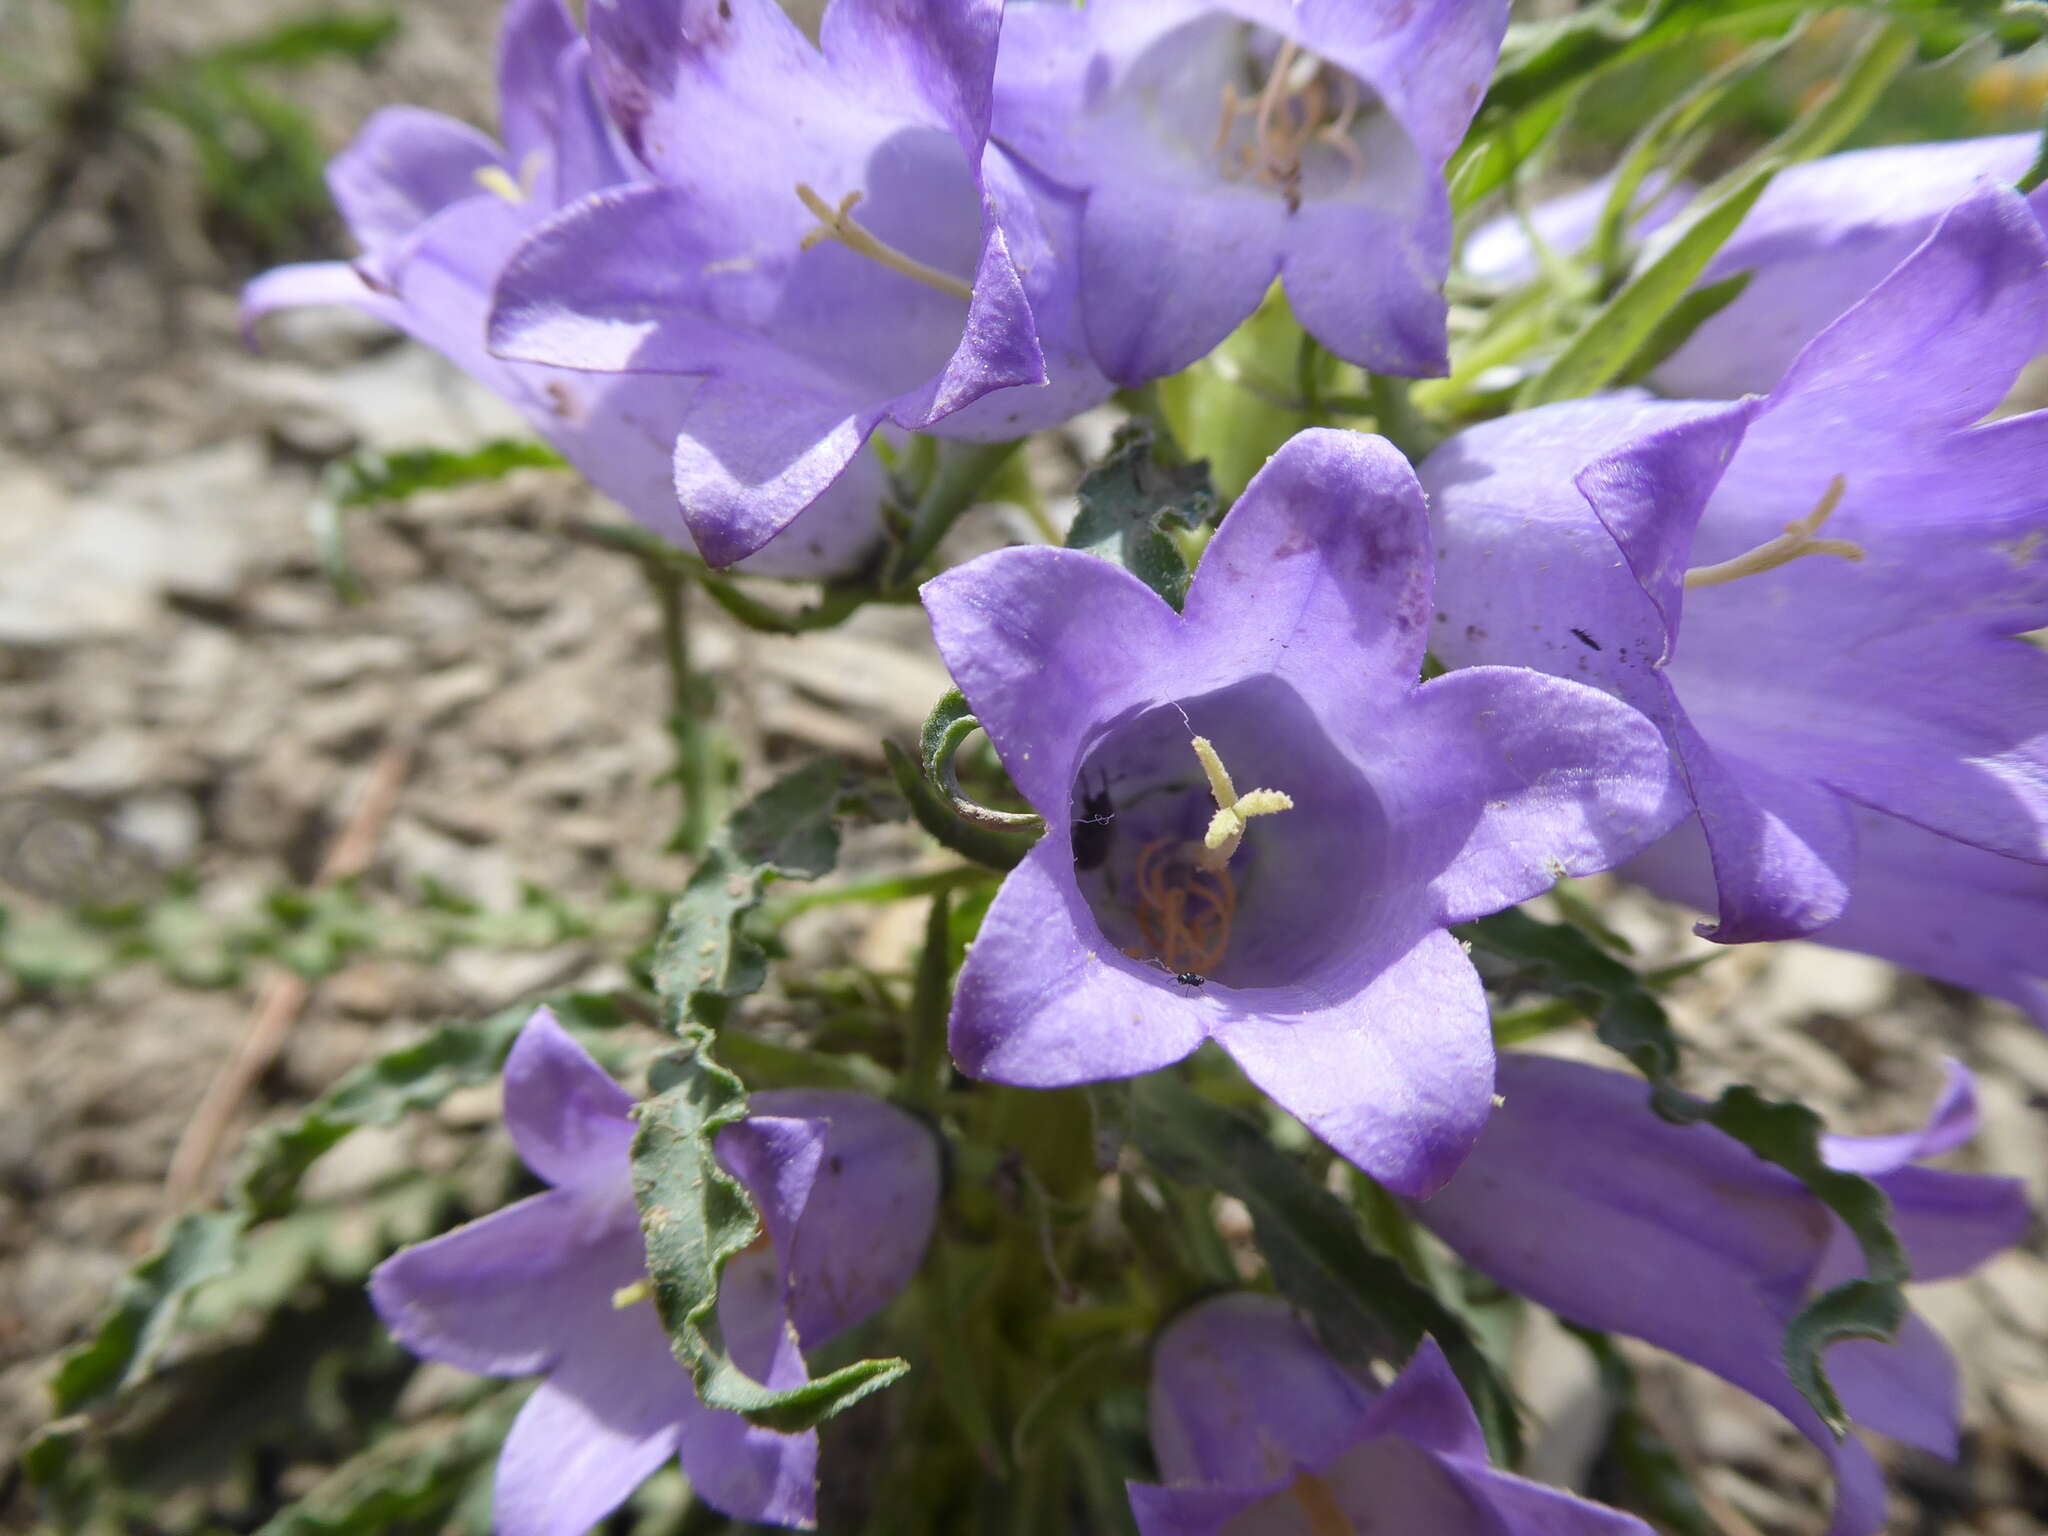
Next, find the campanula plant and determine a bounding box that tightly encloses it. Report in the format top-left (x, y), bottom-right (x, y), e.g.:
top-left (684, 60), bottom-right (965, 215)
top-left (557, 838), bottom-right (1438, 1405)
top-left (45, 1), bottom-right (2048, 1532)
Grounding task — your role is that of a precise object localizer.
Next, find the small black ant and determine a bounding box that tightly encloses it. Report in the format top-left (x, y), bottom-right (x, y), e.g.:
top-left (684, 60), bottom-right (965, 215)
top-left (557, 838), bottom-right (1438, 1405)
top-left (1173, 972), bottom-right (1206, 989)
top-left (1568, 627), bottom-right (1602, 651)
top-left (1072, 772), bottom-right (1116, 871)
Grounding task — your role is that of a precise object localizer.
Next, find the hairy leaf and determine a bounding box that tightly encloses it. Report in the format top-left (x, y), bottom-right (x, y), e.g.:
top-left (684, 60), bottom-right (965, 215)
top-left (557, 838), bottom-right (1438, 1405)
top-left (1130, 1074), bottom-right (1523, 1463)
top-left (1065, 423), bottom-right (1214, 610)
top-left (46, 1209), bottom-right (244, 1414)
top-left (633, 1031), bottom-right (908, 1432)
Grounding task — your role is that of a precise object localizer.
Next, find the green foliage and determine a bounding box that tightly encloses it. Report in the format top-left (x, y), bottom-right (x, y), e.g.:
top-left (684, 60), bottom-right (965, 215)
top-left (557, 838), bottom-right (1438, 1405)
top-left (0, 878), bottom-right (657, 999)
top-left (46, 1209), bottom-right (244, 1415)
top-left (885, 690), bottom-right (1042, 871)
top-left (1129, 1074), bottom-right (1524, 1464)
top-left (1462, 908), bottom-right (1910, 1439)
top-left (1064, 423), bottom-right (1216, 610)
top-left (633, 1032), bottom-right (910, 1432)
top-left (1518, 161), bottom-right (1778, 406)
top-left (236, 1001), bottom-right (539, 1219)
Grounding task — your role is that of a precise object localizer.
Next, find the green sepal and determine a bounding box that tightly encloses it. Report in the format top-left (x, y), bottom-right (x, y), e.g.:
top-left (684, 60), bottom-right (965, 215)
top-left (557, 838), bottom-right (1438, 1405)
top-left (631, 1031), bottom-right (909, 1432)
top-left (1129, 1074), bottom-right (1523, 1464)
top-left (1065, 423), bottom-right (1215, 611)
top-left (884, 691), bottom-right (1042, 871)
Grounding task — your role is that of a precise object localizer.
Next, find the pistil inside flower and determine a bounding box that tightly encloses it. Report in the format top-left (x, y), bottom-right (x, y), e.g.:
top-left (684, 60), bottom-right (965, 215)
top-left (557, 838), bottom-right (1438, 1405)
top-left (1685, 474), bottom-right (1864, 589)
top-left (795, 183), bottom-right (975, 300)
top-left (1069, 677), bottom-right (1379, 989)
top-left (1211, 31), bottom-right (1370, 211)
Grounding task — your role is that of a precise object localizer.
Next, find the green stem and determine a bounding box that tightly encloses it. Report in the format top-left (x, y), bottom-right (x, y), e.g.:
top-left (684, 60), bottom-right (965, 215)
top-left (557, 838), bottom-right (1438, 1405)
top-left (1114, 382), bottom-right (1188, 464)
top-left (1367, 374), bottom-right (1443, 464)
top-left (888, 439), bottom-right (1022, 584)
top-left (643, 561), bottom-right (721, 859)
top-left (901, 891), bottom-right (954, 1113)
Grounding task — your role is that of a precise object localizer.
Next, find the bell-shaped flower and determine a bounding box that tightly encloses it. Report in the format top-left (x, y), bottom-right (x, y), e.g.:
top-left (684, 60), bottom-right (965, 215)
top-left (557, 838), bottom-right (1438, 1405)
top-left (922, 428), bottom-right (1680, 1196)
top-left (1422, 181), bottom-right (2048, 1015)
top-left (368, 1008), bottom-right (941, 1534)
top-left (240, 0), bottom-right (884, 577)
top-left (1462, 136), bottom-right (2048, 399)
top-left (990, 0), bottom-right (1508, 385)
top-left (1415, 1053), bottom-right (2030, 1536)
top-left (484, 0), bottom-right (1112, 568)
top-left (1128, 1292), bottom-right (1653, 1536)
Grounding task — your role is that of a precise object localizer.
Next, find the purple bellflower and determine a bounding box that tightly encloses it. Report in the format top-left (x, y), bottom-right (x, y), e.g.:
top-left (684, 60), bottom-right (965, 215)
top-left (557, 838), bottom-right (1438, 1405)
top-left (1422, 181), bottom-right (2048, 1015)
top-left (368, 1007), bottom-right (940, 1534)
top-left (991, 0), bottom-right (1510, 384)
top-left (1127, 1292), bottom-right (1653, 1536)
top-left (484, 0), bottom-right (1112, 568)
top-left (241, 0), bottom-right (885, 578)
top-left (1462, 136), bottom-right (2048, 399)
top-left (921, 428), bottom-right (1681, 1196)
top-left (1416, 1053), bottom-right (2030, 1536)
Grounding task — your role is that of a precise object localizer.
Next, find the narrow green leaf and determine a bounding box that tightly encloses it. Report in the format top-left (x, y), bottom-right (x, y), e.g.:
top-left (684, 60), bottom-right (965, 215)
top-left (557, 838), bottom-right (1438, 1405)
top-left (1065, 423), bottom-right (1215, 611)
top-left (197, 9), bottom-right (398, 71)
top-left (327, 440), bottom-right (566, 509)
top-left (1614, 270), bottom-right (1755, 386)
top-left (1520, 160), bottom-right (1778, 407)
top-left (632, 1031), bottom-right (909, 1432)
top-left (1689, 1088), bottom-right (1909, 1437)
top-left (1459, 908), bottom-right (1684, 1086)
top-left (47, 1209), bottom-right (244, 1412)
top-left (1130, 1075), bottom-right (1523, 1463)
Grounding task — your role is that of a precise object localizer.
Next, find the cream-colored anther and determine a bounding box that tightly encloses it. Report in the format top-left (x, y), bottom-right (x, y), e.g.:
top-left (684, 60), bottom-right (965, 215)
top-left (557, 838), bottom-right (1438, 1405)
top-left (794, 184), bottom-right (974, 301)
top-left (1190, 735), bottom-right (1293, 869)
top-left (611, 1278), bottom-right (653, 1310)
top-left (1684, 474), bottom-right (1864, 590)
top-left (474, 165), bottom-right (530, 205)
top-left (1212, 37), bottom-right (1369, 203)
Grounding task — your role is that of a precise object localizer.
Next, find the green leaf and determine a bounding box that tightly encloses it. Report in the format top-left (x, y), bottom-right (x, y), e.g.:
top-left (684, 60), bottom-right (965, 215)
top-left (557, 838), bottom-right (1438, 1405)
top-left (197, 9), bottom-right (398, 70)
top-left (235, 1004), bottom-right (534, 1219)
top-left (632, 1030), bottom-right (909, 1431)
top-left (46, 1209), bottom-right (244, 1413)
top-left (327, 440), bottom-right (566, 508)
top-left (1065, 423), bottom-right (1215, 610)
top-left (1519, 159), bottom-right (1778, 406)
top-left (1129, 1074), bottom-right (1522, 1463)
top-left (253, 1386), bottom-right (524, 1536)
top-left (886, 694), bottom-right (1042, 871)
top-left (726, 755), bottom-right (861, 879)
top-left (1458, 908), bottom-right (1684, 1088)
top-left (1687, 1087), bottom-right (1909, 1437)
top-left (1613, 270), bottom-right (1755, 386)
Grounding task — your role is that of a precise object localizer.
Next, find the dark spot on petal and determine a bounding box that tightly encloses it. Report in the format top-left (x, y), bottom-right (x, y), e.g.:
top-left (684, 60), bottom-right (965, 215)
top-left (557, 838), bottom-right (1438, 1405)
top-left (828, 1154), bottom-right (843, 1175)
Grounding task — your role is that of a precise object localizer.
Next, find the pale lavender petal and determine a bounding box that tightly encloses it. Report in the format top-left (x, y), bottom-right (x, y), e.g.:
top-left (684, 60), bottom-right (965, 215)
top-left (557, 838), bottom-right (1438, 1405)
top-left (493, 1289), bottom-right (698, 1536)
top-left (1077, 173), bottom-right (1285, 385)
top-left (1658, 136), bottom-right (2047, 398)
top-left (369, 1194), bottom-right (641, 1377)
top-left (1215, 927), bottom-right (1493, 1196)
top-left (922, 546), bottom-right (1187, 814)
top-left (817, 0), bottom-right (1001, 147)
top-left (239, 261), bottom-right (403, 342)
top-left (1434, 1459), bottom-right (1657, 1535)
top-left (1183, 429), bottom-right (1433, 718)
top-left (1821, 1059), bottom-right (1977, 1175)
top-left (1125, 1480), bottom-right (1272, 1536)
top-left (1756, 181), bottom-right (2048, 453)
top-left (502, 1005), bottom-right (638, 1192)
top-left (1352, 1339), bottom-right (1488, 1464)
top-left (1871, 1167), bottom-right (2032, 1284)
top-left (327, 105), bottom-right (503, 263)
top-left (496, 0), bottom-right (579, 169)
top-left (1824, 1312), bottom-right (1959, 1459)
top-left (1283, 194), bottom-right (1450, 378)
top-left (1628, 808), bottom-right (2048, 1026)
top-left (1374, 665), bottom-right (1682, 925)
top-left (948, 839), bottom-right (1211, 1085)
top-left (1148, 1293), bottom-right (1377, 1487)
top-left (714, 1114), bottom-right (829, 1274)
top-left (674, 1393), bottom-right (819, 1530)
top-left (740, 1090), bottom-right (941, 1347)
